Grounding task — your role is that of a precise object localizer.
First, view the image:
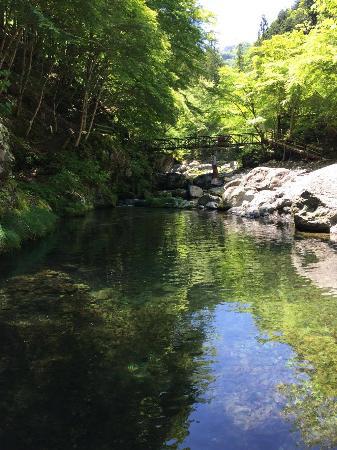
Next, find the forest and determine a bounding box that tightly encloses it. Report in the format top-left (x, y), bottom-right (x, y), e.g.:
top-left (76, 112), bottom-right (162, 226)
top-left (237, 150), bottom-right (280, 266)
top-left (174, 0), bottom-right (337, 152)
top-left (0, 0), bottom-right (337, 250)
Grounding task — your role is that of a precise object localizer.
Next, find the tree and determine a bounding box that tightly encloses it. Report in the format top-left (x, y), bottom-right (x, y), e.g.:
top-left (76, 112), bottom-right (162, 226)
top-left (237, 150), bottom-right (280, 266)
top-left (257, 15), bottom-right (269, 42)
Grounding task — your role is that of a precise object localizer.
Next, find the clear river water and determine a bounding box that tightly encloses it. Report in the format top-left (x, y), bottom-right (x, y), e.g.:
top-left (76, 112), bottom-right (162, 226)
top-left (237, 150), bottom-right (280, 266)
top-left (0, 208), bottom-right (337, 450)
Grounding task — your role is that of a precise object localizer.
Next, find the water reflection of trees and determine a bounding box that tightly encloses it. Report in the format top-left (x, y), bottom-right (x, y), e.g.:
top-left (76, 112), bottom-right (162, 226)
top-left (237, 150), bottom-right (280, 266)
top-left (209, 223), bottom-right (337, 449)
top-left (1, 210), bottom-right (337, 448)
top-left (0, 270), bottom-right (211, 450)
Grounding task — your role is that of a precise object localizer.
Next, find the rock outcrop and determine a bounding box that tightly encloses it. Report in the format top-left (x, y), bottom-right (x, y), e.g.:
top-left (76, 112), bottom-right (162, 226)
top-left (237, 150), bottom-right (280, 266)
top-left (222, 166), bottom-right (304, 222)
top-left (222, 164), bottom-right (337, 234)
top-left (292, 165), bottom-right (337, 232)
top-left (156, 172), bottom-right (187, 190)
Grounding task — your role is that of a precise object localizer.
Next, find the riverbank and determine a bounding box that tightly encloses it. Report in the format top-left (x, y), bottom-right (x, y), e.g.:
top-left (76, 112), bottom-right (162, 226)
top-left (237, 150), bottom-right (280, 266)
top-left (2, 155), bottom-right (336, 254)
top-left (123, 158), bottom-right (337, 237)
top-left (0, 175), bottom-right (117, 253)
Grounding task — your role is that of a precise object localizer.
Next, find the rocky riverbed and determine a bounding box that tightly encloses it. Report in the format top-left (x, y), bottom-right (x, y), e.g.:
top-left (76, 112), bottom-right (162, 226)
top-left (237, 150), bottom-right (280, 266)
top-left (118, 159), bottom-right (337, 236)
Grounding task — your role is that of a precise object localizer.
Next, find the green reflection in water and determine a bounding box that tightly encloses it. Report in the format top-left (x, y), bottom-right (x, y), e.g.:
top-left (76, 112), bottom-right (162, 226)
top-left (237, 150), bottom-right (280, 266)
top-left (0, 209), bottom-right (336, 449)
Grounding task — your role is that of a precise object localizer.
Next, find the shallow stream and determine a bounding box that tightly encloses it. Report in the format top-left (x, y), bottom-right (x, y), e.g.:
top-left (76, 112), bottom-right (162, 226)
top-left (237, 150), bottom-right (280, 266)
top-left (1, 209), bottom-right (337, 450)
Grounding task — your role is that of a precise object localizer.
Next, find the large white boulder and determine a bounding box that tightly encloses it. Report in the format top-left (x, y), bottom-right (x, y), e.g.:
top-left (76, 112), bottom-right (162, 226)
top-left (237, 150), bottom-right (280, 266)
top-left (292, 164), bottom-right (337, 233)
top-left (222, 163), bottom-right (337, 234)
top-left (222, 167), bottom-right (302, 214)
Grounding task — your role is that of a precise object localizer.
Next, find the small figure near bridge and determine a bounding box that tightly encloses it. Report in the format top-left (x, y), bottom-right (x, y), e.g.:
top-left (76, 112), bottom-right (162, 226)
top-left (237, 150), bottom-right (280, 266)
top-left (211, 154), bottom-right (220, 186)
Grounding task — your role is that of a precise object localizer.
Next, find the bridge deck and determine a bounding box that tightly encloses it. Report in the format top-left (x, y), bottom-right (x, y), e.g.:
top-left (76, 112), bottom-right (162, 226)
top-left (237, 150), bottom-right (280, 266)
top-left (143, 133), bottom-right (325, 161)
top-left (144, 134), bottom-right (262, 151)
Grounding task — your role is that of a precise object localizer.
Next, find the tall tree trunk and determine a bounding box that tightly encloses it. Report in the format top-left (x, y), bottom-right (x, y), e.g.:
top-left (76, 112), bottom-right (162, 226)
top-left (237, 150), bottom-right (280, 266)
top-left (75, 57), bottom-right (95, 147)
top-left (52, 86), bottom-right (60, 133)
top-left (26, 76), bottom-right (48, 137)
top-left (0, 26), bottom-right (22, 70)
top-left (75, 89), bottom-right (89, 147)
top-left (17, 35), bottom-right (34, 116)
top-left (84, 85), bottom-right (103, 142)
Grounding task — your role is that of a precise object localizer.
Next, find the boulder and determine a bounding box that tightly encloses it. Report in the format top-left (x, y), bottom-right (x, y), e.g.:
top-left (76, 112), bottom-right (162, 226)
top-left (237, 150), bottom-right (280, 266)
top-left (188, 185), bottom-right (203, 198)
top-left (198, 194), bottom-right (221, 207)
top-left (241, 167), bottom-right (297, 191)
top-left (156, 172), bottom-right (187, 190)
top-left (224, 178), bottom-right (241, 190)
top-left (210, 178), bottom-right (223, 187)
top-left (292, 164), bottom-right (337, 233)
top-left (196, 163), bottom-right (213, 171)
top-left (193, 173), bottom-right (213, 189)
top-left (222, 186), bottom-right (257, 209)
top-left (187, 200), bottom-right (198, 208)
top-left (222, 166), bottom-right (304, 220)
top-left (293, 191), bottom-right (337, 233)
top-left (221, 163), bottom-right (337, 233)
top-left (188, 160), bottom-right (200, 168)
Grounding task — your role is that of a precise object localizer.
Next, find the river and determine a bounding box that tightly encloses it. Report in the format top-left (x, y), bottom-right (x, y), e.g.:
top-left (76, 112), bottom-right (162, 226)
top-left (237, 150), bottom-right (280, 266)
top-left (0, 208), bottom-right (337, 450)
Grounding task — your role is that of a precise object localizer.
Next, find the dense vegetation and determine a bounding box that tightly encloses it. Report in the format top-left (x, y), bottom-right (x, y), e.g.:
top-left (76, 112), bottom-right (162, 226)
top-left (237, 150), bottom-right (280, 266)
top-left (174, 0), bottom-right (337, 155)
top-left (0, 0), bottom-right (212, 250)
top-left (1, 0), bottom-right (337, 250)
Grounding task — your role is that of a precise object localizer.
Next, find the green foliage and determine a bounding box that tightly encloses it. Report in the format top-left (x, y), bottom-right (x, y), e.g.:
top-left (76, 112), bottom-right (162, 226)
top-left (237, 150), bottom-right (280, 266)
top-left (0, 0), bottom-right (213, 208)
top-left (1, 0), bottom-right (210, 143)
top-left (239, 145), bottom-right (273, 168)
top-left (2, 206), bottom-right (57, 241)
top-left (58, 153), bottom-right (110, 187)
top-left (170, 78), bottom-right (224, 138)
top-left (0, 225), bottom-right (20, 250)
top-left (263, 0), bottom-right (317, 40)
top-left (22, 171), bottom-right (91, 216)
top-left (186, 0), bottom-right (337, 155)
top-left (0, 198), bottom-right (57, 252)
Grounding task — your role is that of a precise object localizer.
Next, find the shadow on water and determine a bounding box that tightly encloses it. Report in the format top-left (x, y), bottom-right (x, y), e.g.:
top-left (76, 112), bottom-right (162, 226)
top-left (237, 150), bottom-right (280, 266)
top-left (0, 208), bottom-right (337, 449)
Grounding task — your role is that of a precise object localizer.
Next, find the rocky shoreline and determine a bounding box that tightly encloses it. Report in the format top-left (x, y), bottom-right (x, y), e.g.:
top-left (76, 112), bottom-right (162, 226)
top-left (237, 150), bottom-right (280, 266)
top-left (222, 164), bottom-right (337, 235)
top-left (119, 159), bottom-right (337, 236)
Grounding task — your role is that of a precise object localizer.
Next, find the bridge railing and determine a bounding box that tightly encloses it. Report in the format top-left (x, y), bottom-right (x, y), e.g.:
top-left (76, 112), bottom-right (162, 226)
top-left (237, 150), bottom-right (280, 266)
top-left (143, 133), bottom-right (262, 152)
top-left (265, 130), bottom-right (326, 160)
